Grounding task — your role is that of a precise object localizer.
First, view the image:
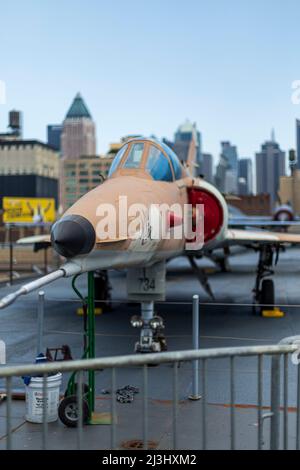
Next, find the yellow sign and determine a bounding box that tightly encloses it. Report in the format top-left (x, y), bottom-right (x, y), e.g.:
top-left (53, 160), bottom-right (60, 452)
top-left (3, 197), bottom-right (56, 224)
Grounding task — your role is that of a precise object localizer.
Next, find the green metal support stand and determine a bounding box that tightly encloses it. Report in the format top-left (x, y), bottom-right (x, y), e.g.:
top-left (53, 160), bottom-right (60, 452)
top-left (66, 271), bottom-right (96, 420)
top-left (59, 271), bottom-right (112, 427)
top-left (87, 271), bottom-right (95, 414)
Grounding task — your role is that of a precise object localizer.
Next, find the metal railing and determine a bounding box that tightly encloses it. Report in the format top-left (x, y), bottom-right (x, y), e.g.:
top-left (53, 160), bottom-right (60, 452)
top-left (1, 341), bottom-right (300, 450)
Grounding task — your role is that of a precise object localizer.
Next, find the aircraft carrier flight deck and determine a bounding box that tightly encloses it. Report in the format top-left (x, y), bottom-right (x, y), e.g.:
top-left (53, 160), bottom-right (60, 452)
top-left (0, 247), bottom-right (300, 450)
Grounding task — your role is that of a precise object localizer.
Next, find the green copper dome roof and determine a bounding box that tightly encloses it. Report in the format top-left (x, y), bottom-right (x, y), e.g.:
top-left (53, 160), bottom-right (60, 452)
top-left (66, 93), bottom-right (92, 119)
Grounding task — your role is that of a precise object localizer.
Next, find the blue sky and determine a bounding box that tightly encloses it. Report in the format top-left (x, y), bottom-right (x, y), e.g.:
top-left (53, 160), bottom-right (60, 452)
top-left (0, 0), bottom-right (300, 165)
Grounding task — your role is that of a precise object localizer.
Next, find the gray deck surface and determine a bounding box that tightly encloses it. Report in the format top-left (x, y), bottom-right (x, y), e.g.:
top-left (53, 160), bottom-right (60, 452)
top-left (1, 247), bottom-right (300, 449)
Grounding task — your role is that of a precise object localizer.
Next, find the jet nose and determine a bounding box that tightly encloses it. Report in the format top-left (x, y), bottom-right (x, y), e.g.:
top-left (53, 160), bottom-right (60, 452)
top-left (51, 215), bottom-right (96, 258)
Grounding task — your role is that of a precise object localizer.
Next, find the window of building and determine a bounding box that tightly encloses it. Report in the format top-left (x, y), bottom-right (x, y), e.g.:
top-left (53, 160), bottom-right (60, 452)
top-left (146, 145), bottom-right (173, 182)
top-left (66, 188), bottom-right (76, 194)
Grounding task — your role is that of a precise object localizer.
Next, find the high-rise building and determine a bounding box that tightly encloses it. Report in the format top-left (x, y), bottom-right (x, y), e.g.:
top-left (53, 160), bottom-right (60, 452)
top-left (221, 141), bottom-right (238, 172)
top-left (202, 153), bottom-right (213, 183)
top-left (238, 158), bottom-right (253, 195)
top-left (296, 119), bottom-right (300, 169)
top-left (225, 170), bottom-right (238, 194)
top-left (215, 153), bottom-right (227, 192)
top-left (215, 141), bottom-right (238, 193)
top-left (61, 155), bottom-right (113, 210)
top-left (47, 125), bottom-right (62, 152)
top-left (163, 136), bottom-right (197, 176)
top-left (61, 93), bottom-right (96, 159)
top-left (173, 120), bottom-right (202, 174)
top-left (256, 134), bottom-right (285, 206)
top-left (0, 140), bottom-right (59, 207)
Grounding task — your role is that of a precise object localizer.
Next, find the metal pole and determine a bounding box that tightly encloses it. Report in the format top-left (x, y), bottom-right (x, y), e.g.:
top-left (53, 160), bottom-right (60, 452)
top-left (42, 373), bottom-right (48, 450)
top-left (172, 362), bottom-right (179, 449)
top-left (143, 364), bottom-right (148, 450)
top-left (37, 291), bottom-right (45, 356)
top-left (77, 371), bottom-right (83, 450)
top-left (230, 357), bottom-right (236, 450)
top-left (283, 354), bottom-right (288, 450)
top-left (87, 271), bottom-right (95, 415)
top-left (189, 294), bottom-right (201, 400)
top-left (6, 377), bottom-right (12, 450)
top-left (296, 363), bottom-right (300, 450)
top-left (110, 368), bottom-right (116, 450)
top-left (44, 247), bottom-right (48, 275)
top-left (9, 225), bottom-right (13, 286)
top-left (257, 355), bottom-right (263, 450)
top-left (270, 354), bottom-right (281, 450)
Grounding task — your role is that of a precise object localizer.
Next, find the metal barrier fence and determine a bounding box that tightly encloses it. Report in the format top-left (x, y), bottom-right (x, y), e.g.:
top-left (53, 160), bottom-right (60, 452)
top-left (1, 340), bottom-right (300, 450)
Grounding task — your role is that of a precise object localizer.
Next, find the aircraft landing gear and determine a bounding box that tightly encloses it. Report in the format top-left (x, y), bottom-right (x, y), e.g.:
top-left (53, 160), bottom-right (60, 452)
top-left (253, 245), bottom-right (279, 315)
top-left (260, 279), bottom-right (275, 310)
top-left (131, 302), bottom-right (167, 353)
top-left (208, 247), bottom-right (231, 273)
top-left (188, 256), bottom-right (215, 299)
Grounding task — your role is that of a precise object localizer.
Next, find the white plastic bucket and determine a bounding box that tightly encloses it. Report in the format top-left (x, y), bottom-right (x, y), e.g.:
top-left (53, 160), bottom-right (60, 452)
top-left (25, 373), bottom-right (62, 423)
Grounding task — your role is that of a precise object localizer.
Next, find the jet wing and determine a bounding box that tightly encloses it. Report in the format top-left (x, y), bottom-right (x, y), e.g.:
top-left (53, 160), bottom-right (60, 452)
top-left (229, 217), bottom-right (300, 228)
top-left (17, 235), bottom-right (51, 245)
top-left (224, 229), bottom-right (300, 246)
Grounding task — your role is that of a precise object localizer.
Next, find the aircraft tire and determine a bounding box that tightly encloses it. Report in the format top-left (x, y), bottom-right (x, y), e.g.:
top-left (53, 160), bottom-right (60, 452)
top-left (260, 279), bottom-right (275, 314)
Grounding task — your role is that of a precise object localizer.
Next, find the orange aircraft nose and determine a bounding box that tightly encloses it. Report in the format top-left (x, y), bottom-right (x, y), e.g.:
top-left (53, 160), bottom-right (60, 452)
top-left (51, 214), bottom-right (96, 258)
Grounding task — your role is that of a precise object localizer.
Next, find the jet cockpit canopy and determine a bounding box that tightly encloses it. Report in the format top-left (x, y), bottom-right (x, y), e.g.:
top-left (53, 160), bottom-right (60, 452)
top-left (108, 138), bottom-right (185, 181)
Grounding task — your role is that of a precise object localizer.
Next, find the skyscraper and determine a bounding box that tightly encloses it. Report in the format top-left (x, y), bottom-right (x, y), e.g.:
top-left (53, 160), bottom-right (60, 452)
top-left (61, 93), bottom-right (96, 159)
top-left (256, 134), bottom-right (285, 206)
top-left (47, 124), bottom-right (62, 152)
top-left (238, 158), bottom-right (253, 195)
top-left (174, 120), bottom-right (202, 174)
top-left (202, 153), bottom-right (213, 183)
top-left (296, 119), bottom-right (300, 169)
top-left (215, 153), bottom-right (227, 192)
top-left (215, 141), bottom-right (238, 194)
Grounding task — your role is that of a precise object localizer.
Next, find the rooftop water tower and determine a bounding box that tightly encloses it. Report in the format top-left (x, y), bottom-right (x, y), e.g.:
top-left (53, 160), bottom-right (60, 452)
top-left (8, 110), bottom-right (22, 137)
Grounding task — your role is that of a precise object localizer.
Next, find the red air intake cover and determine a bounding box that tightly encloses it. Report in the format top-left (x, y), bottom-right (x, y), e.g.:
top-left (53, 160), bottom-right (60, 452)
top-left (188, 188), bottom-right (224, 243)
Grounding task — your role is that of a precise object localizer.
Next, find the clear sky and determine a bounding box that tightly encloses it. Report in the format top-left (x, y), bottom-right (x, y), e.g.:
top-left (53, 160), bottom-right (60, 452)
top-left (1, 0), bottom-right (300, 165)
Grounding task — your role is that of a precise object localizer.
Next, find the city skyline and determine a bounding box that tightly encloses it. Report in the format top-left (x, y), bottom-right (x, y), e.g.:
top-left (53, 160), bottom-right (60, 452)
top-left (1, 0), bottom-right (300, 162)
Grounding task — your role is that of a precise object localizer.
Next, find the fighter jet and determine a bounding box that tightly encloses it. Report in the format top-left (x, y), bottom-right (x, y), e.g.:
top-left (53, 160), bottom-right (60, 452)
top-left (228, 203), bottom-right (300, 229)
top-left (1, 137), bottom-right (300, 352)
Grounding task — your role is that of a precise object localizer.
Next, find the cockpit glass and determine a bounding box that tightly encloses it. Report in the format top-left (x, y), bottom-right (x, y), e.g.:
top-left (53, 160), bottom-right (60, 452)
top-left (146, 145), bottom-right (173, 182)
top-left (108, 144), bottom-right (128, 177)
top-left (123, 143), bottom-right (144, 169)
top-left (161, 143), bottom-right (183, 180)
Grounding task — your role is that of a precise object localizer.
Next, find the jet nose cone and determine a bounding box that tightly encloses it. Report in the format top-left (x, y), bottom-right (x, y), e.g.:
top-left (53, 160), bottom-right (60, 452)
top-left (51, 215), bottom-right (96, 258)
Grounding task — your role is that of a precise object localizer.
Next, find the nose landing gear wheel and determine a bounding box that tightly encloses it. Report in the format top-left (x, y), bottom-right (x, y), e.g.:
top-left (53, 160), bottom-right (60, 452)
top-left (58, 395), bottom-right (89, 428)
